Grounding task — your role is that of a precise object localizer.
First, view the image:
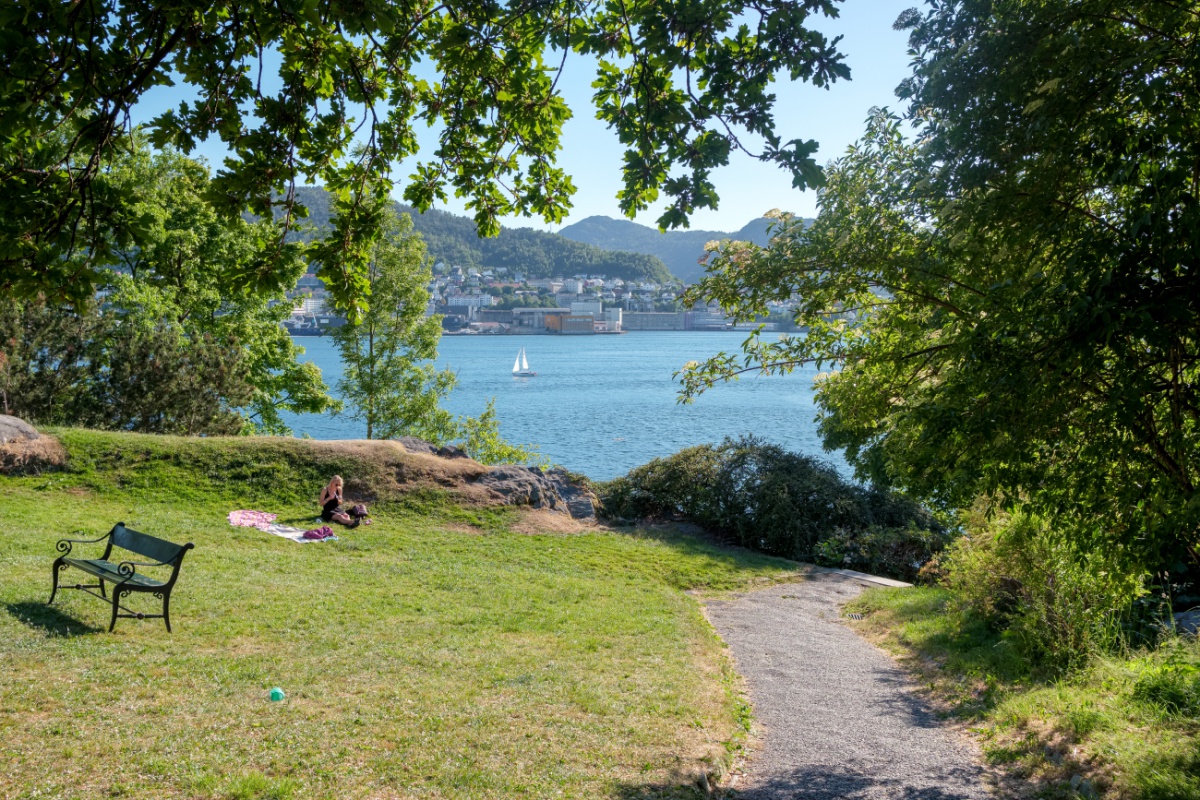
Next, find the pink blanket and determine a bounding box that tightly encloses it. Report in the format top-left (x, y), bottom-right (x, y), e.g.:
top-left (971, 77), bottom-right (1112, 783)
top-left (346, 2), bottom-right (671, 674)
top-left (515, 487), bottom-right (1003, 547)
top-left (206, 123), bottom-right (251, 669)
top-left (227, 510), bottom-right (277, 529)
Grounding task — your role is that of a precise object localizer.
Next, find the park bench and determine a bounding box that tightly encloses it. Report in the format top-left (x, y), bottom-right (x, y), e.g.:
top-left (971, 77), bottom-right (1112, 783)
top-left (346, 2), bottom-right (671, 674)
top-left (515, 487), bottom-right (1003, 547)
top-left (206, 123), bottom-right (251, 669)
top-left (49, 522), bottom-right (194, 632)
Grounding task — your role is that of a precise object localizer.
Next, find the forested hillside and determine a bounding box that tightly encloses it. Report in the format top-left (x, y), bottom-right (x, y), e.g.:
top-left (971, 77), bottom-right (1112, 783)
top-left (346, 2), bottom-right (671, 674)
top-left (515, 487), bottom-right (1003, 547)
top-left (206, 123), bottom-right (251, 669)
top-left (290, 187), bottom-right (674, 283)
top-left (557, 215), bottom-right (800, 283)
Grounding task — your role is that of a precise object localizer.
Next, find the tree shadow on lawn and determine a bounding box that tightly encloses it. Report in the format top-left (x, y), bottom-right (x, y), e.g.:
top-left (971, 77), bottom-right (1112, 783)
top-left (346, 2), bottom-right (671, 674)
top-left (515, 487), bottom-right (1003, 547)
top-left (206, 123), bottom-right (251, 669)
top-left (6, 601), bottom-right (103, 636)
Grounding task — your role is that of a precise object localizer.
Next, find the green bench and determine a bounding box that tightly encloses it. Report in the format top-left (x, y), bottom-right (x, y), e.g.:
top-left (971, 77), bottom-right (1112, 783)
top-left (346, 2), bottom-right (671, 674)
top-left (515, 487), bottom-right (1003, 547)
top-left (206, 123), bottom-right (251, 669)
top-left (49, 522), bottom-right (195, 632)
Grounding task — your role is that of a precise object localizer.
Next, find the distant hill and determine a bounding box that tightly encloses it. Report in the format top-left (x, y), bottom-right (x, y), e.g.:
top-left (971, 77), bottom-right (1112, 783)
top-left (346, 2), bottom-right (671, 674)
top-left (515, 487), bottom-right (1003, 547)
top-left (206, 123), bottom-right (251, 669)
top-left (557, 215), bottom-right (805, 283)
top-left (289, 187), bottom-right (674, 284)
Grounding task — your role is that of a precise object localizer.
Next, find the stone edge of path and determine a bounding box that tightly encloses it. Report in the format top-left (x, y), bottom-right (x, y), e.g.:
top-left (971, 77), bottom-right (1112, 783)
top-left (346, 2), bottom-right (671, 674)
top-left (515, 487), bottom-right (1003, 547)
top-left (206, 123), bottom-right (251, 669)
top-left (805, 565), bottom-right (913, 589)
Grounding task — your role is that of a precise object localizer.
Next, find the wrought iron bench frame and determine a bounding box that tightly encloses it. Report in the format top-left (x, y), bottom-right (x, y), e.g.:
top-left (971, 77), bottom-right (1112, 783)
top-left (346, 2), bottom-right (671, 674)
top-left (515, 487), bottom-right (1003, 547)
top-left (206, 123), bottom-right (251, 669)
top-left (49, 522), bottom-right (194, 632)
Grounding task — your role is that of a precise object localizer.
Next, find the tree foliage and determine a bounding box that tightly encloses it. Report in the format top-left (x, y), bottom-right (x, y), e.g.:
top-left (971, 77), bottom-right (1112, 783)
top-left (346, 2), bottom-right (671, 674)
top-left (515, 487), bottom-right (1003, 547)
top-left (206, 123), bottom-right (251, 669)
top-left (682, 1), bottom-right (1200, 573)
top-left (0, 143), bottom-right (337, 434)
top-left (330, 210), bottom-right (459, 441)
top-left (0, 0), bottom-right (849, 314)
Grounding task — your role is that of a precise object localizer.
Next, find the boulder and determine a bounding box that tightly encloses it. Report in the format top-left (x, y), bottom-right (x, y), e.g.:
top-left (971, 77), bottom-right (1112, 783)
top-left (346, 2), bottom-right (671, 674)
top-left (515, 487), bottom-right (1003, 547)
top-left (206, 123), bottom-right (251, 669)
top-left (0, 416), bottom-right (65, 475)
top-left (474, 465), bottom-right (596, 520)
top-left (395, 436), bottom-right (468, 459)
top-left (0, 414), bottom-right (40, 444)
top-left (1176, 607), bottom-right (1200, 636)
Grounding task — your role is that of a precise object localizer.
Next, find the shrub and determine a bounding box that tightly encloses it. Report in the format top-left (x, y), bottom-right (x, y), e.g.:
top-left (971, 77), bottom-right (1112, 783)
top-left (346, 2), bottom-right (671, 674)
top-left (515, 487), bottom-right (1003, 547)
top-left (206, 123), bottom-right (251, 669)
top-left (813, 524), bottom-right (953, 583)
top-left (598, 436), bottom-right (946, 581)
top-left (940, 508), bottom-right (1148, 672)
top-left (1132, 642), bottom-right (1200, 717)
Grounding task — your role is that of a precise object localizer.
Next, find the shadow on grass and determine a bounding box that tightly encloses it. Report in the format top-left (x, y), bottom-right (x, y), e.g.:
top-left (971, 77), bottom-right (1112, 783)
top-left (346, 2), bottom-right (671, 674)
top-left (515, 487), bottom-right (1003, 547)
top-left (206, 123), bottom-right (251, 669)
top-left (6, 601), bottom-right (103, 636)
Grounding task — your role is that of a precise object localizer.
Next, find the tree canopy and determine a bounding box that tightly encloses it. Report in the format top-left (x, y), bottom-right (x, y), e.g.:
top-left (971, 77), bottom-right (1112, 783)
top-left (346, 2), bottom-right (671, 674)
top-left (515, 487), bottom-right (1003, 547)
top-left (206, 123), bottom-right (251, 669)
top-left (682, 0), bottom-right (1200, 572)
top-left (0, 142), bottom-right (337, 434)
top-left (0, 0), bottom-right (849, 314)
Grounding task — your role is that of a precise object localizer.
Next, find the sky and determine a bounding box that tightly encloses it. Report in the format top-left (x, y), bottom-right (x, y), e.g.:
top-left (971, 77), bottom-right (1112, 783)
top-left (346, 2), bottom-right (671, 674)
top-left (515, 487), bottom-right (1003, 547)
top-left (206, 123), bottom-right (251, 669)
top-left (527, 0), bottom-right (917, 233)
top-left (137, 0), bottom-right (918, 235)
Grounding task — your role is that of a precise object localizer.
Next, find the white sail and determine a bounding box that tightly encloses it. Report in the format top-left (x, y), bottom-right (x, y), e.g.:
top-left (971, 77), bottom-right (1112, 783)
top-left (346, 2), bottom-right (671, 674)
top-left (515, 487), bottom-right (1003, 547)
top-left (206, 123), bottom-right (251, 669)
top-left (512, 351), bottom-right (522, 373)
top-left (521, 349), bottom-right (530, 371)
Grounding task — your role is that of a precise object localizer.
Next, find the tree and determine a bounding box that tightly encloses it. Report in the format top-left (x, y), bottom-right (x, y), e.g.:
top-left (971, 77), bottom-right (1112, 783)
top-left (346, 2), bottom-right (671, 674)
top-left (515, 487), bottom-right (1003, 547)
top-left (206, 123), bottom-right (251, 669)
top-left (0, 295), bottom-right (254, 435)
top-left (0, 142), bottom-right (338, 434)
top-left (0, 0), bottom-right (850, 315)
top-left (682, 1), bottom-right (1200, 574)
top-left (331, 209), bottom-right (458, 441)
top-left (105, 143), bottom-right (338, 433)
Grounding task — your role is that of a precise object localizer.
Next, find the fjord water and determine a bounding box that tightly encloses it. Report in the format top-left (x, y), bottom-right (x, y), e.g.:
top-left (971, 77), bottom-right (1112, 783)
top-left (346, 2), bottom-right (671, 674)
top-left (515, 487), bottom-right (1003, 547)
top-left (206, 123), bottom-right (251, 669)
top-left (282, 332), bottom-right (843, 481)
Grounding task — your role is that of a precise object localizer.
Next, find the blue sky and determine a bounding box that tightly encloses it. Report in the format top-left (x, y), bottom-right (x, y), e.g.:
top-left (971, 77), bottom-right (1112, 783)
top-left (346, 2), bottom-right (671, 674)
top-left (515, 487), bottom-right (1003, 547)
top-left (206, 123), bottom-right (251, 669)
top-left (138, 0), bottom-right (917, 234)
top-left (533, 0), bottom-right (917, 232)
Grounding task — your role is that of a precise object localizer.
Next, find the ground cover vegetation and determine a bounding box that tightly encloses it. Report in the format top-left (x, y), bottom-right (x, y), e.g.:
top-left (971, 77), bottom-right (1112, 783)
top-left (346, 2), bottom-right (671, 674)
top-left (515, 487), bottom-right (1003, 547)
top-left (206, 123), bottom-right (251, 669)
top-left (0, 429), bottom-right (804, 799)
top-left (599, 436), bottom-right (948, 583)
top-left (0, 0), bottom-right (850, 319)
top-left (672, 1), bottom-right (1200, 793)
top-left (848, 582), bottom-right (1200, 800)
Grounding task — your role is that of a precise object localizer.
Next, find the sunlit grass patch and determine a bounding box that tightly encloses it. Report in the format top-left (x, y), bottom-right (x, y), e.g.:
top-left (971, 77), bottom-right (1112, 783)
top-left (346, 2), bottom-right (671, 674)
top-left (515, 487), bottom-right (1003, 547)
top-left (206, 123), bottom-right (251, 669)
top-left (847, 587), bottom-right (1200, 799)
top-left (0, 430), bottom-right (801, 799)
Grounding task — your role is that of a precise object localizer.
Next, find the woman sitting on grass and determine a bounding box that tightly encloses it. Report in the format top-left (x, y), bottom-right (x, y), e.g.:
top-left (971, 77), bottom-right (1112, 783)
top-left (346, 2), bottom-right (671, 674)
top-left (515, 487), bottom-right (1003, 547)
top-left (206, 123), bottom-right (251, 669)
top-left (319, 476), bottom-right (360, 528)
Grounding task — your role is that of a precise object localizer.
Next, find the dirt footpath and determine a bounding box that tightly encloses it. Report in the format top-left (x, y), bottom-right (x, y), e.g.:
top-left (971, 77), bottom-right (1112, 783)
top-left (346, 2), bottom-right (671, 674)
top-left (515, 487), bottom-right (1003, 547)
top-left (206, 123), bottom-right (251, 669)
top-left (704, 574), bottom-right (990, 799)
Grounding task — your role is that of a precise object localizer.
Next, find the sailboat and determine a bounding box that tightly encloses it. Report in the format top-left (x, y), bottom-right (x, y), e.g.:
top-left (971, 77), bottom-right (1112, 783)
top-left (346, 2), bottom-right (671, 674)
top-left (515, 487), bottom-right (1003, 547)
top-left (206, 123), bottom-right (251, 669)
top-left (512, 347), bottom-right (537, 377)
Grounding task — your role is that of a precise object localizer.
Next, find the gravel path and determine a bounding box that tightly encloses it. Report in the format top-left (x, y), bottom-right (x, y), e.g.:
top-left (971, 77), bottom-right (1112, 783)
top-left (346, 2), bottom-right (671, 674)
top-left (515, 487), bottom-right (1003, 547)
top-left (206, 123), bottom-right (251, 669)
top-left (704, 574), bottom-right (990, 799)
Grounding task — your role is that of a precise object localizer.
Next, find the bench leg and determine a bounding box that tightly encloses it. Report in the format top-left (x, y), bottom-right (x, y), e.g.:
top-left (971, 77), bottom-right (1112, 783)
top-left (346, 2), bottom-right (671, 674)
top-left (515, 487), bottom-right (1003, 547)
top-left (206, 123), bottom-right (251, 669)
top-left (162, 593), bottom-right (172, 633)
top-left (98, 579), bottom-right (107, 600)
top-left (48, 557), bottom-right (64, 604)
top-left (109, 588), bottom-right (121, 633)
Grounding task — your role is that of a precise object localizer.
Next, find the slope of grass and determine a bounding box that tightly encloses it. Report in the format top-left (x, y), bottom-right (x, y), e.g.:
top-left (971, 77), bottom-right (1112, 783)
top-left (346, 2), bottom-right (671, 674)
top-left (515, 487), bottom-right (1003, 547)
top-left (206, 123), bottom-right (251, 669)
top-left (847, 588), bottom-right (1200, 800)
top-left (0, 430), bottom-right (801, 799)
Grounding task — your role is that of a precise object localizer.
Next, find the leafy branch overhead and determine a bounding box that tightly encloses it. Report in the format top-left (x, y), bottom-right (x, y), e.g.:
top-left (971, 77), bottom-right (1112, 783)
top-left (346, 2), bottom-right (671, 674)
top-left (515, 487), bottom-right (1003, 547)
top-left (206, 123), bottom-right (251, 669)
top-left (0, 0), bottom-right (849, 313)
top-left (683, 0), bottom-right (1200, 574)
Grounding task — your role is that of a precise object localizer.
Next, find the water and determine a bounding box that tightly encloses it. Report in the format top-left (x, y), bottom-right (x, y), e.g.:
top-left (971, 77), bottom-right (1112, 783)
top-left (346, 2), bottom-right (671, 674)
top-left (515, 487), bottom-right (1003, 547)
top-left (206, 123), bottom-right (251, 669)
top-left (281, 332), bottom-right (843, 481)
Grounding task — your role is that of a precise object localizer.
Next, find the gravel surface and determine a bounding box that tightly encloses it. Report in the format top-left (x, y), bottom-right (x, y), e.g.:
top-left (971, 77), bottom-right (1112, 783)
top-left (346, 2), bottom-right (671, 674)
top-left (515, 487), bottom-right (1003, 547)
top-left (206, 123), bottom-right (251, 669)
top-left (704, 574), bottom-right (990, 799)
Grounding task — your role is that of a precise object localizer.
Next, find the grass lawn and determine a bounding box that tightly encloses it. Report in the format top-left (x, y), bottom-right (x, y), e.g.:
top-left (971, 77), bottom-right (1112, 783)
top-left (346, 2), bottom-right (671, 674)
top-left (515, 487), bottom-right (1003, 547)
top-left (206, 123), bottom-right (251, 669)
top-left (0, 430), bottom-right (801, 800)
top-left (847, 587), bottom-right (1200, 800)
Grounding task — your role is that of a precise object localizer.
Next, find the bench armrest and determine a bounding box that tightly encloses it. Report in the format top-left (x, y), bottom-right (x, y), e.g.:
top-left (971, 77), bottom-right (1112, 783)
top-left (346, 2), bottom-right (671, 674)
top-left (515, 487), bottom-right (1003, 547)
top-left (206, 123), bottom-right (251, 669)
top-left (55, 532), bottom-right (110, 556)
top-left (115, 557), bottom-right (176, 579)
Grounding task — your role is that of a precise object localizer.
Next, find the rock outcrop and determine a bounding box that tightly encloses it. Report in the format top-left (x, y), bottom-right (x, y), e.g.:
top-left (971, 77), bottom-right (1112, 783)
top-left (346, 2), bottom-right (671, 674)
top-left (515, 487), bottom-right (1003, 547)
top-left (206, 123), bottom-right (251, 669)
top-left (0, 416), bottom-right (67, 474)
top-left (0, 414), bottom-right (40, 444)
top-left (394, 436), bottom-right (469, 460)
top-left (1176, 607), bottom-right (1200, 637)
top-left (394, 437), bottom-right (597, 519)
top-left (473, 466), bottom-right (597, 520)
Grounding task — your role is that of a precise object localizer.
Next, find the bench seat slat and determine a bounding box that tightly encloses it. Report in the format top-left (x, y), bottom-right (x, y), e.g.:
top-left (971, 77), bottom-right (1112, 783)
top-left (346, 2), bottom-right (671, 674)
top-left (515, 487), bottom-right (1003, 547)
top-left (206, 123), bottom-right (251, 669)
top-left (61, 558), bottom-right (165, 588)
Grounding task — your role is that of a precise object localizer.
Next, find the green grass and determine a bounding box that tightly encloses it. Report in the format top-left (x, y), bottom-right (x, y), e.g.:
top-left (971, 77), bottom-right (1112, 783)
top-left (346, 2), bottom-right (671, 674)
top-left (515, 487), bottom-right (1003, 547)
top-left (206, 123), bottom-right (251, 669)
top-left (847, 587), bottom-right (1200, 799)
top-left (0, 430), bottom-right (802, 799)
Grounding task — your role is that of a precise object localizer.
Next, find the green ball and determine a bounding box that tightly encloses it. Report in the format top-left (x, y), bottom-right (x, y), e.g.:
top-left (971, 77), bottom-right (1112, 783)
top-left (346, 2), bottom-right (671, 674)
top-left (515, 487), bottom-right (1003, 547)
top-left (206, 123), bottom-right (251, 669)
top-left (269, 687), bottom-right (285, 702)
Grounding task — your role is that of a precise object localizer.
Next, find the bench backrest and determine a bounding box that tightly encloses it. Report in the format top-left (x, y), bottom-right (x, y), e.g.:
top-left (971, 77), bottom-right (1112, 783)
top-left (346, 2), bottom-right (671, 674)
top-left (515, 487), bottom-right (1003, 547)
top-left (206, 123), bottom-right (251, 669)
top-left (109, 523), bottom-right (190, 564)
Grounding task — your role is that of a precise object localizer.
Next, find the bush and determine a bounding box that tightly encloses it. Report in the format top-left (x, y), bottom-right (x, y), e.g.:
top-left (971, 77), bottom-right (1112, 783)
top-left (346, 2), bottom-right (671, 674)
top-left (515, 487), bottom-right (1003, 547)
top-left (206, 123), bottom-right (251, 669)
top-left (598, 436), bottom-right (946, 581)
top-left (813, 524), bottom-right (953, 583)
top-left (940, 508), bottom-right (1148, 672)
top-left (1130, 639), bottom-right (1200, 719)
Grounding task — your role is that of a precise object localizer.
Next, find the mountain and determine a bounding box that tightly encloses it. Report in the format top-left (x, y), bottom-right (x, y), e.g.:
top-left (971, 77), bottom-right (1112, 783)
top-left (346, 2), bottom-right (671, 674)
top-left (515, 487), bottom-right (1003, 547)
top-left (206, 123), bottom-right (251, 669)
top-left (557, 215), bottom-right (800, 283)
top-left (289, 187), bottom-right (674, 284)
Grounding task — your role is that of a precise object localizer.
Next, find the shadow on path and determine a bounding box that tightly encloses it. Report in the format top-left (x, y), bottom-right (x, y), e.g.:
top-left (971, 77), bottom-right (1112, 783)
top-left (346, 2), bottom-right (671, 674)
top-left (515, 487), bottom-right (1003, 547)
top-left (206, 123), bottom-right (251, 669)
top-left (735, 763), bottom-right (984, 799)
